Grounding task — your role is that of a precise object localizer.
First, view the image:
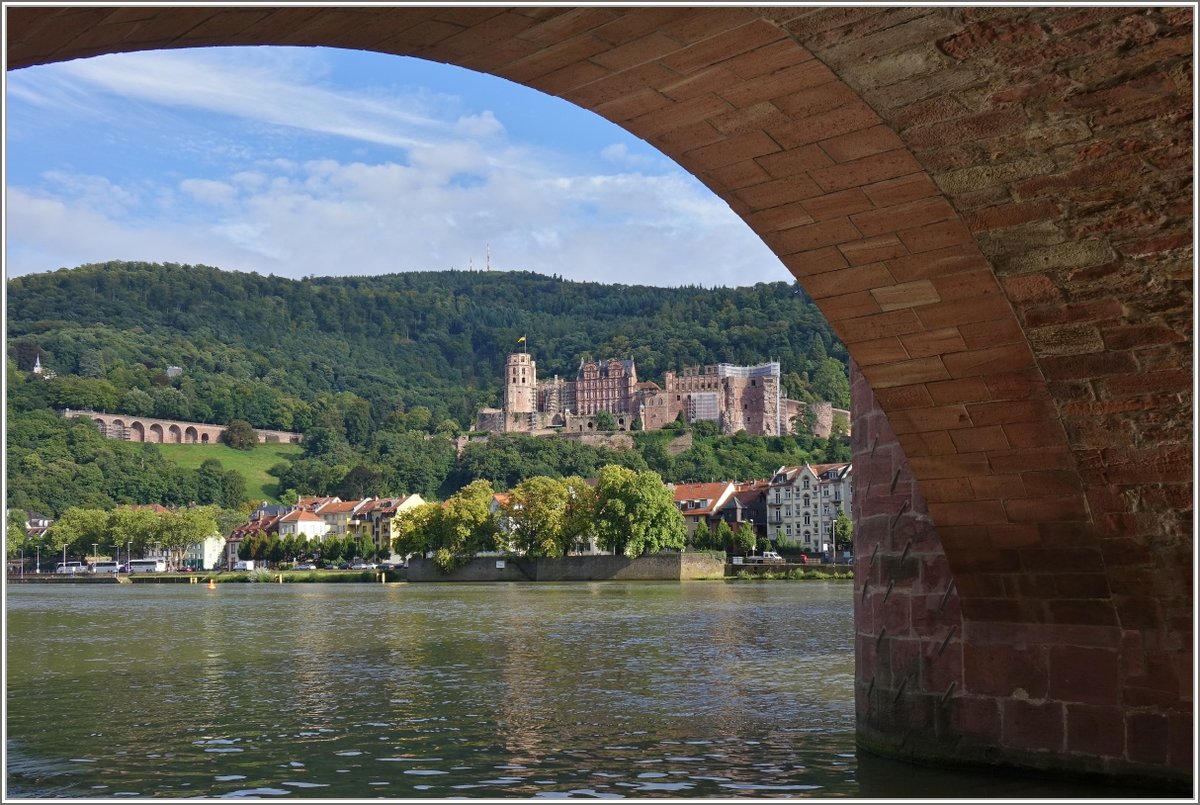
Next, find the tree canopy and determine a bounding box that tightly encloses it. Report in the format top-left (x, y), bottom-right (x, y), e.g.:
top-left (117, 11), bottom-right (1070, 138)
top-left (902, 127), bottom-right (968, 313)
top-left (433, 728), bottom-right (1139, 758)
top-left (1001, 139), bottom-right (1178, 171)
top-left (8, 262), bottom-right (852, 515)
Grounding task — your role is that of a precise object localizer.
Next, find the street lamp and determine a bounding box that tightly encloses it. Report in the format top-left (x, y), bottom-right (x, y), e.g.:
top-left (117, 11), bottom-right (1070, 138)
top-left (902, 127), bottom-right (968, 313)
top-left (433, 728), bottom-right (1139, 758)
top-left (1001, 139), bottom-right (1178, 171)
top-left (127, 541), bottom-right (132, 568)
top-left (35, 545), bottom-right (40, 574)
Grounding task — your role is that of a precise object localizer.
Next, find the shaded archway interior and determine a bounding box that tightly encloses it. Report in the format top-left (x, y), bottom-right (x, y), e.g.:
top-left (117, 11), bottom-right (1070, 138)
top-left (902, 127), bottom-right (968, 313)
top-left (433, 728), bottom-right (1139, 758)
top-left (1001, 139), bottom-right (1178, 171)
top-left (7, 5), bottom-right (1191, 785)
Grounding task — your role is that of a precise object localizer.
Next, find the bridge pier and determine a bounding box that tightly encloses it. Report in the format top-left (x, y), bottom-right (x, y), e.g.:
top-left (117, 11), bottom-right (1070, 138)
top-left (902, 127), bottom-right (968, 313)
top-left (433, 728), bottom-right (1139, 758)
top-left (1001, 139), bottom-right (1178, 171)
top-left (852, 362), bottom-right (1191, 790)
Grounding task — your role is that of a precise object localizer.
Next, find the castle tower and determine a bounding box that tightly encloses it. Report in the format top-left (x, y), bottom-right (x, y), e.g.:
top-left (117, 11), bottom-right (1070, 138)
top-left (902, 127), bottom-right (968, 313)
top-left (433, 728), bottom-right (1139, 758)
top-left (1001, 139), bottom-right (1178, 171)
top-left (503, 352), bottom-right (536, 428)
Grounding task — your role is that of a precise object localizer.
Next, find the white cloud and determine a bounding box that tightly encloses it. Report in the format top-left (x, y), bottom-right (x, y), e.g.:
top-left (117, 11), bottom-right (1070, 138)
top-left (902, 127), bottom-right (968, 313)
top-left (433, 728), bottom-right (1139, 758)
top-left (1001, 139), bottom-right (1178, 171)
top-left (599, 142), bottom-right (665, 170)
top-left (5, 48), bottom-right (790, 288)
top-left (180, 178), bottom-right (238, 206)
top-left (7, 153), bottom-right (787, 287)
top-left (15, 48), bottom-right (493, 153)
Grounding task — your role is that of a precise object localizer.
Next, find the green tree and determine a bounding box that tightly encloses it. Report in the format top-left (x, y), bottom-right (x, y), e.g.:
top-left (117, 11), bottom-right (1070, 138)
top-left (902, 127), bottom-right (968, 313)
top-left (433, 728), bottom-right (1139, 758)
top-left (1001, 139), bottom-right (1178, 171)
top-left (593, 465), bottom-right (686, 557)
top-left (44, 507), bottom-right (109, 560)
top-left (392, 502), bottom-right (442, 561)
top-left (108, 507), bottom-right (159, 560)
top-left (78, 349), bottom-right (107, 378)
top-left (238, 533), bottom-right (259, 561)
top-left (121, 387), bottom-right (155, 416)
top-left (735, 523), bottom-right (757, 555)
top-left (811, 357), bottom-right (850, 409)
top-left (155, 507), bottom-right (219, 570)
top-left (6, 509), bottom-right (28, 558)
top-left (322, 535), bottom-right (346, 563)
top-left (222, 419), bottom-right (259, 450)
top-left (404, 406), bottom-right (433, 433)
top-left (711, 519), bottom-right (735, 553)
top-left (44, 376), bottom-right (121, 412)
top-left (335, 464), bottom-right (387, 499)
top-left (437, 479), bottom-right (499, 569)
top-left (504, 475), bottom-right (569, 558)
top-left (833, 507), bottom-right (853, 558)
top-left (266, 535), bottom-right (285, 566)
top-left (792, 404), bottom-right (817, 437)
top-left (593, 410), bottom-right (617, 431)
top-left (560, 475), bottom-right (597, 555)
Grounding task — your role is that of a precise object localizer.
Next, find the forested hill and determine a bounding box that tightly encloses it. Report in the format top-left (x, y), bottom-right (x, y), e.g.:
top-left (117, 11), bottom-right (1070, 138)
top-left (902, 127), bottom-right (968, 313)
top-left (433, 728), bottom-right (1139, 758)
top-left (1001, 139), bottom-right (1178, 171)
top-left (7, 261), bottom-right (850, 434)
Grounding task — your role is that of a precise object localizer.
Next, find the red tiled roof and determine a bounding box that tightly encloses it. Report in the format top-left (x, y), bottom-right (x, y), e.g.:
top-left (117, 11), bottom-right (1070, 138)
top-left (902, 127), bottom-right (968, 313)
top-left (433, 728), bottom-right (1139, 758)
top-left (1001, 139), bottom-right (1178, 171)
top-left (297, 496), bottom-right (339, 510)
top-left (280, 510), bottom-right (324, 522)
top-left (672, 482), bottom-right (734, 516)
top-left (319, 500), bottom-right (362, 514)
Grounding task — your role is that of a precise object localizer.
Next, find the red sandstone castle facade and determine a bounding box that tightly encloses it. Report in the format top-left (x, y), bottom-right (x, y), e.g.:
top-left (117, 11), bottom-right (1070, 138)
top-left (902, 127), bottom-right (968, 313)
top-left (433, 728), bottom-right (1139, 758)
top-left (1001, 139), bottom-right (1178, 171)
top-left (476, 351), bottom-right (847, 438)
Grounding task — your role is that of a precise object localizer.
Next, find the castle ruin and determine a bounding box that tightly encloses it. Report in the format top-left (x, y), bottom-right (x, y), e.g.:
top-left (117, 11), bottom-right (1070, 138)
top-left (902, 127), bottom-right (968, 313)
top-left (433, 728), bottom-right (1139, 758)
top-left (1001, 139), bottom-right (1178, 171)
top-left (475, 351), bottom-right (847, 438)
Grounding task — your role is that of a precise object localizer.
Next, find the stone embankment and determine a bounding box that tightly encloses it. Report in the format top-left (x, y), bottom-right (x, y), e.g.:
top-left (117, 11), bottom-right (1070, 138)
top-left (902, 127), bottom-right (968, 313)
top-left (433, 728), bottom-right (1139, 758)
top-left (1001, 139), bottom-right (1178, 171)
top-left (408, 553), bottom-right (725, 582)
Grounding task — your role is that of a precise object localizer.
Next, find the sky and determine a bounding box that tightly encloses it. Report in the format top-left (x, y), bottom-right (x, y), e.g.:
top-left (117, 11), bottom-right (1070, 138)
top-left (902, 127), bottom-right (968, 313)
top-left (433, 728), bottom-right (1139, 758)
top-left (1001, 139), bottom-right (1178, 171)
top-left (5, 45), bottom-right (792, 288)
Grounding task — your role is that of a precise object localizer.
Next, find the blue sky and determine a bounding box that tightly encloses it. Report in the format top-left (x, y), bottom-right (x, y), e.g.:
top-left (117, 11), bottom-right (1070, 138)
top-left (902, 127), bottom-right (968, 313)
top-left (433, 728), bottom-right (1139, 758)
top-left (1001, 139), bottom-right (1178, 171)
top-left (5, 46), bottom-right (791, 288)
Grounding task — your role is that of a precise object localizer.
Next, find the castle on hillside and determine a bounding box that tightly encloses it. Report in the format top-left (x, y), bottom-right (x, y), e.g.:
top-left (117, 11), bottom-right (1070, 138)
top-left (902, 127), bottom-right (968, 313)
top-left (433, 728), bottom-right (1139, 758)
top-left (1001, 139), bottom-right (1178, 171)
top-left (475, 351), bottom-right (848, 439)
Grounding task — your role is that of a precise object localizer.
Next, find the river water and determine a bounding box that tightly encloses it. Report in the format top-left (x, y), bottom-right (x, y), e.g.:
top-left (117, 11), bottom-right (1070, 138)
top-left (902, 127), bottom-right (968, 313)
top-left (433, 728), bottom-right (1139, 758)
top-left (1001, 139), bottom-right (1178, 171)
top-left (4, 581), bottom-right (1162, 799)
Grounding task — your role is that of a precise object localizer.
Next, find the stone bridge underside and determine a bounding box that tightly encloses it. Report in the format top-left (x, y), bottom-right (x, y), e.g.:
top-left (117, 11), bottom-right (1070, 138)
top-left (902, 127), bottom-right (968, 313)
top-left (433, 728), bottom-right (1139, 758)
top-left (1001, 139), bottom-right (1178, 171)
top-left (7, 6), bottom-right (1192, 787)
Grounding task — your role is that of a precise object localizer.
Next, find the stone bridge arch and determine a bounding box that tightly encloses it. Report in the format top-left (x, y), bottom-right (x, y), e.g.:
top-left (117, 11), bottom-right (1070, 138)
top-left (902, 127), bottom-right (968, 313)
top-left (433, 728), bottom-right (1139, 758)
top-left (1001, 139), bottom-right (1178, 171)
top-left (8, 7), bottom-right (1190, 787)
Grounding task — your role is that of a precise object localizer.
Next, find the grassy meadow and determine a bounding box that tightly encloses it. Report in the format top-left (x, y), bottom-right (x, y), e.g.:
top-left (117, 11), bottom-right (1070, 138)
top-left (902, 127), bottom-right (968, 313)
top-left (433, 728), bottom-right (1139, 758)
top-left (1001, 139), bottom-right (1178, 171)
top-left (155, 441), bottom-right (303, 503)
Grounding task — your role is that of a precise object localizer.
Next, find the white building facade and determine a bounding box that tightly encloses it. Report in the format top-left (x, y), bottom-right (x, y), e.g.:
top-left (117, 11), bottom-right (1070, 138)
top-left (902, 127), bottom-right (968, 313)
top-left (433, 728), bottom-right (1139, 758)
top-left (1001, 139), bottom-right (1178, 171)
top-left (183, 534), bottom-right (227, 570)
top-left (766, 463), bottom-right (852, 554)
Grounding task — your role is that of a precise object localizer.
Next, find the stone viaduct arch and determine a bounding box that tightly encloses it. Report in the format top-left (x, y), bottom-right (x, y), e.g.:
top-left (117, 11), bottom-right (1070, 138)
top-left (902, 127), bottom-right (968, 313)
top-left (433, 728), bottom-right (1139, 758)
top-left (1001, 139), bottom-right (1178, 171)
top-left (62, 410), bottom-right (302, 445)
top-left (9, 7), bottom-right (1190, 787)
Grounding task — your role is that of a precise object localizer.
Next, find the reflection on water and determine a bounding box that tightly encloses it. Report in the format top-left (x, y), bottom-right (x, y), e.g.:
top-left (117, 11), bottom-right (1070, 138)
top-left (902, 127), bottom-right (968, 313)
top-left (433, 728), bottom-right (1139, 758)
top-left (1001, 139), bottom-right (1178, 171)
top-left (4, 582), bottom-right (1162, 799)
top-left (7, 582), bottom-right (854, 798)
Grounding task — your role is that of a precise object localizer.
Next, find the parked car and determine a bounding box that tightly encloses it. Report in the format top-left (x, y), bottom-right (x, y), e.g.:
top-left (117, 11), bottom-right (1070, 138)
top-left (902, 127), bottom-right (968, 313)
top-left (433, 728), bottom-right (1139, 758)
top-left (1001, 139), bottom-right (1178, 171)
top-left (337, 562), bottom-right (352, 570)
top-left (745, 551), bottom-right (786, 564)
top-left (351, 562), bottom-right (378, 570)
top-left (295, 563), bottom-right (317, 570)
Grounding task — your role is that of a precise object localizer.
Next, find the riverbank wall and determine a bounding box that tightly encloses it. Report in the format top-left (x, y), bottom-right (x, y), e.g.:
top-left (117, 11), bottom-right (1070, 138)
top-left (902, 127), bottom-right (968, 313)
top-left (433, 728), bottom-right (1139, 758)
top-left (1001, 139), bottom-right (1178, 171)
top-left (7, 574), bottom-right (121, 583)
top-left (725, 562), bottom-right (852, 577)
top-left (407, 552), bottom-right (725, 582)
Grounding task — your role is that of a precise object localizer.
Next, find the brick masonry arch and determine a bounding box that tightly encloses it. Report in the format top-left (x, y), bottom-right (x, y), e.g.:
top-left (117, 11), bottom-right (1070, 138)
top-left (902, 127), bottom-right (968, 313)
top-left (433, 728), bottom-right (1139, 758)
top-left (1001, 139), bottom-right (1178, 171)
top-left (7, 6), bottom-right (1191, 787)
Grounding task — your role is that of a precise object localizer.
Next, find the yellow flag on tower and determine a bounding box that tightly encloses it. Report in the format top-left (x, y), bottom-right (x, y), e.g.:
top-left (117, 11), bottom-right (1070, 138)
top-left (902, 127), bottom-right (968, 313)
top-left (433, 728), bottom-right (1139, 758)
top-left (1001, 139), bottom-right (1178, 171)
top-left (517, 335), bottom-right (526, 344)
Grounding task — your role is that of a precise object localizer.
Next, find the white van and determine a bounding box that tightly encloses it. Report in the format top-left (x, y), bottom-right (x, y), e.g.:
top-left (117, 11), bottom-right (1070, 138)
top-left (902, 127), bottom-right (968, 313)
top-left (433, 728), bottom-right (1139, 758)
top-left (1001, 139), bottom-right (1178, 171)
top-left (234, 560), bottom-right (255, 571)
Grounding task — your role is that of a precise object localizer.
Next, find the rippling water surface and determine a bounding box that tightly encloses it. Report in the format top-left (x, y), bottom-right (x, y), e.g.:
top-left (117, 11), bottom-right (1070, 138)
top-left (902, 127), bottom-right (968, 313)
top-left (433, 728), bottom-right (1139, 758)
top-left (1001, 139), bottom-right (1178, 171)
top-left (8, 581), bottom-right (857, 798)
top-left (5, 581), bottom-right (1159, 799)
